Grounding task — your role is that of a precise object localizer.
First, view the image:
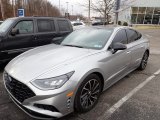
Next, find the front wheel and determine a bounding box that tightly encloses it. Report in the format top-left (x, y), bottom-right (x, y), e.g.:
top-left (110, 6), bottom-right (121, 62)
top-left (74, 74), bottom-right (102, 113)
top-left (138, 51), bottom-right (149, 70)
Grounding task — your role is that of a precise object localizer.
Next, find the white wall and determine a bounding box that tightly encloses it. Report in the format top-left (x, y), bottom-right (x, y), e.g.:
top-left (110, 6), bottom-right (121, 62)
top-left (118, 0), bottom-right (160, 24)
top-left (118, 7), bottom-right (131, 24)
top-left (130, 0), bottom-right (160, 7)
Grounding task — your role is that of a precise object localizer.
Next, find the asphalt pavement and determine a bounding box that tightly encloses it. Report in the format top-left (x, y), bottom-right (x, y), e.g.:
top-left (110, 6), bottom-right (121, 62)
top-left (0, 29), bottom-right (160, 120)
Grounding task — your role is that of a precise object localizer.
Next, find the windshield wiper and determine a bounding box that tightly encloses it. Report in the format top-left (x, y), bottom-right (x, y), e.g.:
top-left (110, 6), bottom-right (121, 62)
top-left (62, 44), bottom-right (84, 48)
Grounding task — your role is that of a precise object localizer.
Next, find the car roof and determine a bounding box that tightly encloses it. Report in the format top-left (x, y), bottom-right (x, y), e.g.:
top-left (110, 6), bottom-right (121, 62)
top-left (7, 16), bottom-right (69, 21)
top-left (76, 26), bottom-right (132, 31)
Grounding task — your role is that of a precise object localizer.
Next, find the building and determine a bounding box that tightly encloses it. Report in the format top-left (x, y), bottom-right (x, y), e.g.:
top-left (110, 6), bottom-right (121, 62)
top-left (119, 0), bottom-right (160, 25)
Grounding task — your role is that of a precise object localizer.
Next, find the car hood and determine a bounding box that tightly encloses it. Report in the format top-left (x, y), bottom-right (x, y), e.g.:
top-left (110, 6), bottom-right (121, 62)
top-left (5, 44), bottom-right (92, 83)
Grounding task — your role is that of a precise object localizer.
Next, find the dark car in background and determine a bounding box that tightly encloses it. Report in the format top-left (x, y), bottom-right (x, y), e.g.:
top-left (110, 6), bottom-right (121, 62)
top-left (92, 21), bottom-right (108, 26)
top-left (0, 17), bottom-right (73, 63)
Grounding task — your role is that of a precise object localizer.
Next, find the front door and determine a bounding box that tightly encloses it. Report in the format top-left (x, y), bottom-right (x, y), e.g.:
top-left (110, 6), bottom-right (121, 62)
top-left (1, 20), bottom-right (36, 61)
top-left (103, 29), bottom-right (131, 89)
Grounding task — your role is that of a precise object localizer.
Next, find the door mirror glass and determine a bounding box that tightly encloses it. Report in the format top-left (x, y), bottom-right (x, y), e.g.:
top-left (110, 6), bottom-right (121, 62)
top-left (112, 42), bottom-right (127, 54)
top-left (11, 28), bottom-right (19, 36)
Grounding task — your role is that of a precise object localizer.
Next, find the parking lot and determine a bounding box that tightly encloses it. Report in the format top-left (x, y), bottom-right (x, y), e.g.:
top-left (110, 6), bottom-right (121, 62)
top-left (0, 29), bottom-right (160, 120)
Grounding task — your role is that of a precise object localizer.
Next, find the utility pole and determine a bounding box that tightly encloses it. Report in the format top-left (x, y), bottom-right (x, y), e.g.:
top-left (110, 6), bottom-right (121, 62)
top-left (61, 5), bottom-right (65, 16)
top-left (59, 0), bottom-right (60, 10)
top-left (0, 0), bottom-right (5, 20)
top-left (66, 2), bottom-right (69, 13)
top-left (114, 0), bottom-right (121, 25)
top-left (65, 2), bottom-right (69, 18)
top-left (88, 0), bottom-right (91, 25)
top-left (46, 0), bottom-right (48, 16)
top-left (72, 5), bottom-right (73, 15)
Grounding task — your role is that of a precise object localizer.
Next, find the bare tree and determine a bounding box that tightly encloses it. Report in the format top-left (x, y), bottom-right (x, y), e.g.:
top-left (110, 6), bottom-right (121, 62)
top-left (0, 0), bottom-right (5, 20)
top-left (92, 0), bottom-right (114, 23)
top-left (0, 0), bottom-right (12, 20)
top-left (81, 0), bottom-right (114, 23)
top-left (0, 0), bottom-right (61, 20)
top-left (11, 0), bottom-right (16, 17)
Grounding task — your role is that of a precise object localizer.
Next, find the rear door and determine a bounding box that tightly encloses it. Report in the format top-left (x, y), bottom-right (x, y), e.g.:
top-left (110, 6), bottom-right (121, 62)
top-left (56, 19), bottom-right (72, 37)
top-left (35, 19), bottom-right (57, 46)
top-left (1, 19), bottom-right (35, 60)
top-left (126, 29), bottom-right (145, 68)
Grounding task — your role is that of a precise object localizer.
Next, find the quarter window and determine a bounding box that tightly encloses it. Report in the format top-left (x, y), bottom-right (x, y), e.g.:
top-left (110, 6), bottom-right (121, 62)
top-left (14, 21), bottom-right (33, 34)
top-left (37, 20), bottom-right (55, 32)
top-left (58, 20), bottom-right (70, 31)
top-left (126, 29), bottom-right (138, 43)
top-left (112, 29), bottom-right (128, 44)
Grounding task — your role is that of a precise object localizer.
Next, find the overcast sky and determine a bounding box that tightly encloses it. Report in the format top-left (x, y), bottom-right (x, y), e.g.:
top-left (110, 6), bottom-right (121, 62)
top-left (48, 0), bottom-right (94, 17)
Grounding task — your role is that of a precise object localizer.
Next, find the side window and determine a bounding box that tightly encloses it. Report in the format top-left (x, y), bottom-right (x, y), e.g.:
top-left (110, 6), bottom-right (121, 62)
top-left (14, 21), bottom-right (33, 34)
top-left (58, 20), bottom-right (70, 32)
top-left (126, 29), bottom-right (138, 43)
top-left (112, 29), bottom-right (128, 44)
top-left (37, 20), bottom-right (55, 32)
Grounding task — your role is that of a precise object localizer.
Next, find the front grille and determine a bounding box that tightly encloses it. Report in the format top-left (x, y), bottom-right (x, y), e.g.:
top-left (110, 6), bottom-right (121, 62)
top-left (4, 72), bottom-right (35, 103)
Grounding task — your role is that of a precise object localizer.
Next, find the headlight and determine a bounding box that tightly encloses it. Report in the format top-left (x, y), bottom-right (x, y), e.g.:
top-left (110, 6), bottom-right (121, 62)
top-left (31, 71), bottom-right (74, 90)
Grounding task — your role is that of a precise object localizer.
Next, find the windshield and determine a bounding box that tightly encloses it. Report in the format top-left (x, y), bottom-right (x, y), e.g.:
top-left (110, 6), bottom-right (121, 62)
top-left (0, 19), bottom-right (14, 33)
top-left (61, 28), bottom-right (113, 50)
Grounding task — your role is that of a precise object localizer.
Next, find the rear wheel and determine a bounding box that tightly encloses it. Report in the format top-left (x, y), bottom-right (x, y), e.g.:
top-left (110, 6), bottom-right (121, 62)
top-left (138, 51), bottom-right (149, 70)
top-left (74, 74), bottom-right (102, 113)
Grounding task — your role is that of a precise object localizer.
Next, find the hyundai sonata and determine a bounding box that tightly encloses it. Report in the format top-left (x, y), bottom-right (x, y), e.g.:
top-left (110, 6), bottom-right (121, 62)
top-left (3, 27), bottom-right (149, 119)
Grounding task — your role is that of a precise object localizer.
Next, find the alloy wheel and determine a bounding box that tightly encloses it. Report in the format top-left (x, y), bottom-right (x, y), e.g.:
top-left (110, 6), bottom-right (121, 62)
top-left (80, 79), bottom-right (100, 109)
top-left (141, 52), bottom-right (149, 69)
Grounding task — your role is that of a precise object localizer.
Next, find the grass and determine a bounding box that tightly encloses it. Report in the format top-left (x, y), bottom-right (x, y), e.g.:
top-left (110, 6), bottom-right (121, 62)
top-left (133, 25), bottom-right (160, 30)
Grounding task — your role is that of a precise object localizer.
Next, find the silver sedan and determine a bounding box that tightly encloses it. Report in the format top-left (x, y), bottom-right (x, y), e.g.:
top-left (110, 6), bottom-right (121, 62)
top-left (3, 26), bottom-right (149, 119)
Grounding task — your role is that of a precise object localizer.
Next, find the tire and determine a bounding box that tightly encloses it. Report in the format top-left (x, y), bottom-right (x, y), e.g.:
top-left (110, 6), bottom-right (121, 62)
top-left (138, 51), bottom-right (149, 70)
top-left (74, 74), bottom-right (102, 113)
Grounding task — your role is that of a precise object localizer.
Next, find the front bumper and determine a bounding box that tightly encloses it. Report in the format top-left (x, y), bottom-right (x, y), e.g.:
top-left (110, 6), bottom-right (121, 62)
top-left (10, 95), bottom-right (57, 119)
top-left (5, 84), bottom-right (74, 119)
top-left (3, 74), bottom-right (75, 119)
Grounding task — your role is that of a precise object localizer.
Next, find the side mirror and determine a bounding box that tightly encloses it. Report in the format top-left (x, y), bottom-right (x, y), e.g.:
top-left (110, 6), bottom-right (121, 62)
top-left (52, 37), bottom-right (64, 44)
top-left (112, 42), bottom-right (127, 54)
top-left (11, 28), bottom-right (19, 36)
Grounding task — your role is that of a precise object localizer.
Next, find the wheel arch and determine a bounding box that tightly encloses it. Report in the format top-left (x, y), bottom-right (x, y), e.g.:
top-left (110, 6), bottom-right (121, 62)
top-left (75, 69), bottom-right (105, 95)
top-left (91, 72), bottom-right (104, 92)
top-left (73, 70), bottom-right (105, 112)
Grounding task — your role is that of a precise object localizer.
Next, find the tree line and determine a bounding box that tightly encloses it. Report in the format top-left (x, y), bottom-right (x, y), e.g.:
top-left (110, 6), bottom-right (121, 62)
top-left (81, 0), bottom-right (114, 23)
top-left (0, 0), bottom-right (61, 20)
